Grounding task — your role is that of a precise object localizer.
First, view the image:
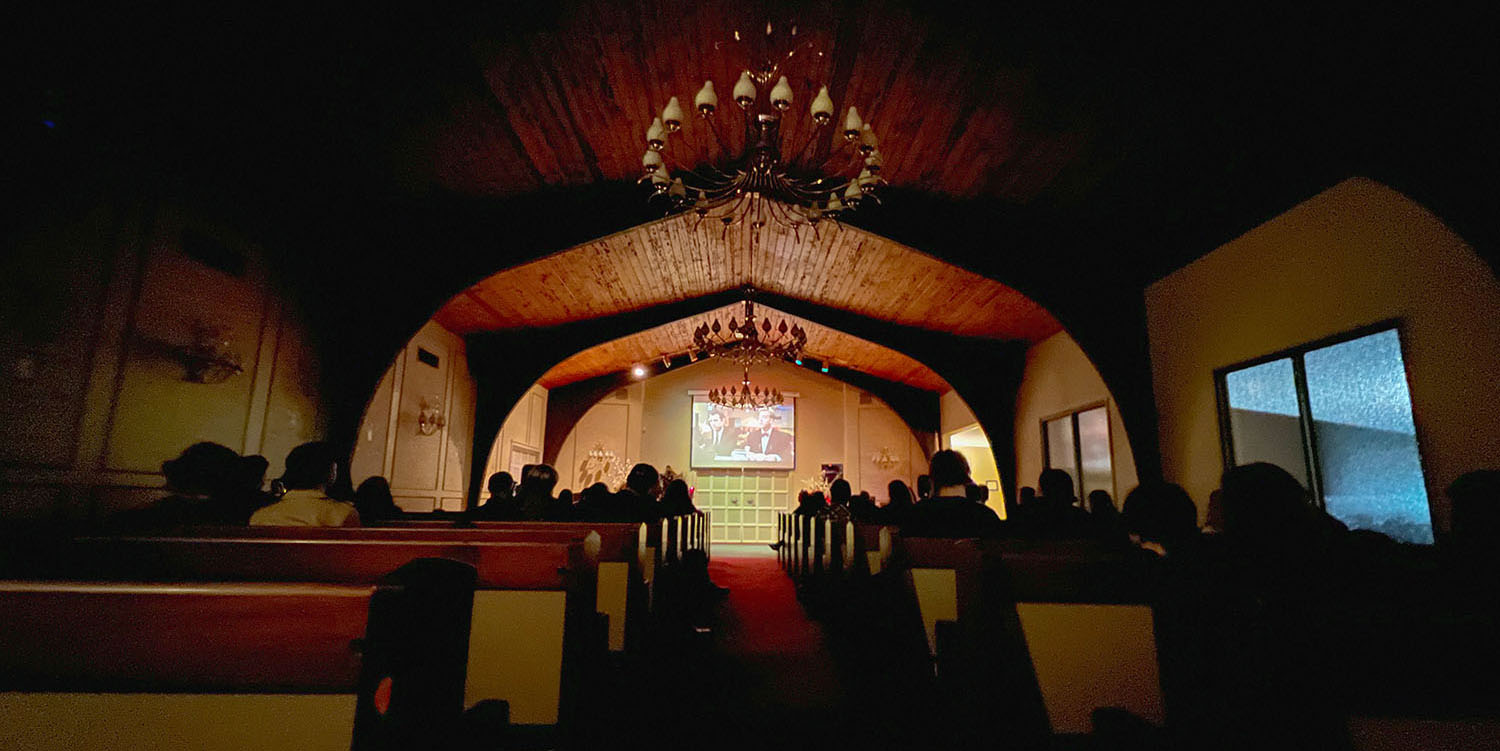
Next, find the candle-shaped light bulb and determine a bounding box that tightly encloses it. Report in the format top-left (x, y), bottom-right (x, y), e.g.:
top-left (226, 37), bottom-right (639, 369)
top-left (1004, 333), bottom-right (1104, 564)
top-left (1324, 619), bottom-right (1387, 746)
top-left (733, 71), bottom-right (757, 108)
top-left (842, 106), bottom-right (862, 141)
top-left (810, 86), bottom-right (834, 125)
top-left (646, 117), bottom-right (666, 151)
top-left (661, 97), bottom-right (684, 132)
top-left (694, 81), bottom-right (718, 115)
top-left (859, 123), bottom-right (878, 155)
top-left (642, 149), bottom-right (663, 173)
top-left (770, 75), bottom-right (793, 111)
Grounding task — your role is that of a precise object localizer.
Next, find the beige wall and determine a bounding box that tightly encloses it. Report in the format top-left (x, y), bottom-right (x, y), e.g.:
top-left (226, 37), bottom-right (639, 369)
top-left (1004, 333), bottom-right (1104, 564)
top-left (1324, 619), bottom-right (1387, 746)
top-left (482, 384), bottom-right (549, 486)
top-left (1013, 331), bottom-right (1139, 501)
top-left (0, 202), bottom-right (324, 521)
top-left (350, 321), bottom-right (477, 512)
top-left (1146, 178), bottom-right (1500, 530)
top-left (553, 358), bottom-right (930, 507)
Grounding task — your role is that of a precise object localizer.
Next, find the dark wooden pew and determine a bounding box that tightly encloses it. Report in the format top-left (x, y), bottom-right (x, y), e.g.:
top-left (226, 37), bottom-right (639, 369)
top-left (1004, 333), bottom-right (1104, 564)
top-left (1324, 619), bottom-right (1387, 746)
top-left (126, 523), bottom-right (647, 653)
top-left (8, 535), bottom-right (595, 730)
top-left (0, 558), bottom-right (476, 751)
top-left (890, 536), bottom-right (1163, 743)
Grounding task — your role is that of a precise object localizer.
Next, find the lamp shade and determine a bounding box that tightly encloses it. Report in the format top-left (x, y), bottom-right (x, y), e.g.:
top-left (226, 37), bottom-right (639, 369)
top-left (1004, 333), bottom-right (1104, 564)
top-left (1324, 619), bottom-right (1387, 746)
top-left (770, 76), bottom-right (794, 110)
top-left (843, 106), bottom-right (862, 140)
top-left (662, 97), bottom-right (685, 132)
top-left (811, 86), bottom-right (834, 124)
top-left (646, 117), bottom-right (666, 150)
top-left (733, 71), bottom-right (757, 108)
top-left (695, 80), bottom-right (718, 114)
top-left (642, 149), bottom-right (663, 172)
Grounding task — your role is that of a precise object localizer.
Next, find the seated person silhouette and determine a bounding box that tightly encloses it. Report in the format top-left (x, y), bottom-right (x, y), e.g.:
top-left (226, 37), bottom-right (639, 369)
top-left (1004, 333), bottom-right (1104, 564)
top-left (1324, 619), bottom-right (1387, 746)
top-left (900, 450), bottom-right (1003, 538)
top-left (1014, 468), bottom-right (1092, 539)
top-left (250, 442), bottom-right (360, 527)
top-left (354, 476), bottom-right (403, 523)
top-left (474, 471), bottom-right (522, 520)
top-left (116, 442), bottom-right (261, 528)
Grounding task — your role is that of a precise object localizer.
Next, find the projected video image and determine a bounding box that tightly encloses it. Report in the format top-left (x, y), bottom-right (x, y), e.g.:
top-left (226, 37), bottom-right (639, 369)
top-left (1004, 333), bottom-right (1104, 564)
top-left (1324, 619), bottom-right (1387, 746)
top-left (689, 396), bottom-right (796, 470)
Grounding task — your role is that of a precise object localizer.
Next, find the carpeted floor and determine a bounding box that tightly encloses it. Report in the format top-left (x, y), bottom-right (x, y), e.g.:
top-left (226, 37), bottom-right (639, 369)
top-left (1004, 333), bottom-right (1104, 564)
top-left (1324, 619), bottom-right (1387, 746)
top-left (587, 548), bottom-right (941, 750)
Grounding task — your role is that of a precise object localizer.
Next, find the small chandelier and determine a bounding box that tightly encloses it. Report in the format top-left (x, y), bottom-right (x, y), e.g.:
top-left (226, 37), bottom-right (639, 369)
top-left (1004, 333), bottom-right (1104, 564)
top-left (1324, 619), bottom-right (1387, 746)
top-left (640, 21), bottom-right (885, 232)
top-left (693, 286), bottom-right (807, 367)
top-left (709, 366), bottom-right (785, 410)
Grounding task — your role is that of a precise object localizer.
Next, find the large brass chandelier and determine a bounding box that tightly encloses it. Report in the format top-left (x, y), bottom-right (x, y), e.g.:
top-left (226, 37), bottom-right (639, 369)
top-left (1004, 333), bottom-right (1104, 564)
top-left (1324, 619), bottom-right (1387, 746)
top-left (693, 287), bottom-right (807, 367)
top-left (697, 287), bottom-right (803, 410)
top-left (640, 22), bottom-right (885, 233)
top-left (709, 366), bottom-right (785, 410)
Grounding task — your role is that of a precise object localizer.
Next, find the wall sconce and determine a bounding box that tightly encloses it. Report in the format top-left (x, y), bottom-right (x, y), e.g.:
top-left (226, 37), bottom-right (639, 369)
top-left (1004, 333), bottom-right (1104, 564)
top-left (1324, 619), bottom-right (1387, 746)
top-left (871, 446), bottom-right (900, 471)
top-left (417, 395), bottom-right (446, 435)
top-left (138, 320), bottom-right (244, 384)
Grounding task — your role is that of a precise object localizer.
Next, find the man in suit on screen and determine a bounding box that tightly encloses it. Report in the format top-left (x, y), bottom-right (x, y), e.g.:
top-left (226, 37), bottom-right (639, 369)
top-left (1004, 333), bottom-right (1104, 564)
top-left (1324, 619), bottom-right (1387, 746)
top-left (746, 407), bottom-right (793, 462)
top-left (696, 406), bottom-right (741, 459)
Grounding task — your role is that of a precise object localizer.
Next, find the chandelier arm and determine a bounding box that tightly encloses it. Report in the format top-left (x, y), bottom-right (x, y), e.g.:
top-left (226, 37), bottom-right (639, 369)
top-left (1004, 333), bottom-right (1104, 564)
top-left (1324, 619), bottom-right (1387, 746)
top-left (766, 197), bottom-right (809, 227)
top-left (704, 114), bottom-right (735, 162)
top-left (672, 165), bottom-right (739, 189)
top-left (807, 138), bottom-right (860, 173)
top-left (785, 123), bottom-right (832, 172)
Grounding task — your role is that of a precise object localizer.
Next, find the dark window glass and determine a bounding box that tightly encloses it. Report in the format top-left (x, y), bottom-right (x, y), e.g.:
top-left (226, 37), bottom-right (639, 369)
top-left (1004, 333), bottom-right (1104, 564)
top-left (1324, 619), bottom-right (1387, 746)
top-left (1077, 407), bottom-right (1113, 499)
top-left (1042, 406), bottom-right (1114, 500)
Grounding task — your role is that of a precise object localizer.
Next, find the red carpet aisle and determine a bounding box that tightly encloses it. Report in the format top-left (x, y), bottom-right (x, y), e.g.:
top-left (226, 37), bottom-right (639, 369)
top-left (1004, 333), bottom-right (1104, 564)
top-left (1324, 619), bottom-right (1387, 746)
top-left (596, 546), bottom-right (854, 750)
top-left (704, 547), bottom-right (846, 713)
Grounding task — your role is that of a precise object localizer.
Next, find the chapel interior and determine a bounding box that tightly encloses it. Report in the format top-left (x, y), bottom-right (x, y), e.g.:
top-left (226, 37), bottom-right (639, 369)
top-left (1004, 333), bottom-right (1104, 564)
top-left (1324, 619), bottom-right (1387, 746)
top-left (3, 1), bottom-right (1500, 749)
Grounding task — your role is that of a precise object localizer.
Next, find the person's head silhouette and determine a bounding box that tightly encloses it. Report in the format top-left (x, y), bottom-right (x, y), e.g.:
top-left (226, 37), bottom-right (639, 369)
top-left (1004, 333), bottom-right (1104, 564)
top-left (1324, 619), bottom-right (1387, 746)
top-left (1038, 468), bottom-right (1076, 506)
top-left (624, 463), bottom-right (660, 499)
top-left (929, 450), bottom-right (971, 495)
top-left (280, 442), bottom-right (339, 491)
top-left (487, 472), bottom-right (514, 498)
top-left (829, 478), bottom-right (852, 506)
top-left (1219, 462), bottom-right (1312, 544)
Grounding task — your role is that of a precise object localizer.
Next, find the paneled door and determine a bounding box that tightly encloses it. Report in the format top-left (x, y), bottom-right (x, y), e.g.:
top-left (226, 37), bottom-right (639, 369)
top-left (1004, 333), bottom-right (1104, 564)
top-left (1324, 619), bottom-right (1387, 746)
top-left (693, 469), bottom-right (788, 543)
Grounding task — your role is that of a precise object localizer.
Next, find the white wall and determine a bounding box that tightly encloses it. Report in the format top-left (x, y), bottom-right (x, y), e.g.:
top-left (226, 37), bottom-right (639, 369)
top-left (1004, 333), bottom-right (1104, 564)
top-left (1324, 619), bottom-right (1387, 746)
top-left (1146, 178), bottom-right (1500, 530)
top-left (350, 320), bottom-right (477, 512)
top-left (1012, 331), bottom-right (1139, 501)
top-left (0, 202), bottom-right (324, 521)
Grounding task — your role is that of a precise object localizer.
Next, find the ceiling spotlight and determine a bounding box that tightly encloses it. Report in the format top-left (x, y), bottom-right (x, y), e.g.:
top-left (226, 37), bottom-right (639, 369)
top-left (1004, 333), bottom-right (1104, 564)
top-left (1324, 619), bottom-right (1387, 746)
top-left (632, 365), bottom-right (647, 378)
top-left (688, 350), bottom-right (698, 363)
top-left (819, 365), bottom-right (829, 373)
top-left (794, 358), bottom-right (803, 365)
top-left (661, 356), bottom-right (672, 368)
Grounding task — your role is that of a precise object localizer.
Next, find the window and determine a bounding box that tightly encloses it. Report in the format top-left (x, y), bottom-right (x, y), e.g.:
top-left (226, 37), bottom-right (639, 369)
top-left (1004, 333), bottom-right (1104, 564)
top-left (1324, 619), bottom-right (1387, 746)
top-left (1041, 404), bottom-right (1114, 499)
top-left (1216, 325), bottom-right (1432, 543)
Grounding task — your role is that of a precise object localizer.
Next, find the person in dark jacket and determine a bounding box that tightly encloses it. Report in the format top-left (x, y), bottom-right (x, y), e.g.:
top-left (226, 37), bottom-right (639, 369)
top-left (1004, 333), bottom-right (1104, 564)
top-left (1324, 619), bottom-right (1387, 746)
top-left (900, 450), bottom-right (1002, 538)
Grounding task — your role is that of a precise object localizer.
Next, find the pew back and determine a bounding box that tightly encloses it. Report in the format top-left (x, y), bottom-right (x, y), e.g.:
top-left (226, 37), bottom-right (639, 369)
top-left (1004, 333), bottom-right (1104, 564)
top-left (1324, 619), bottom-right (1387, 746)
top-left (10, 536), bottom-right (588, 727)
top-left (0, 558), bottom-right (477, 751)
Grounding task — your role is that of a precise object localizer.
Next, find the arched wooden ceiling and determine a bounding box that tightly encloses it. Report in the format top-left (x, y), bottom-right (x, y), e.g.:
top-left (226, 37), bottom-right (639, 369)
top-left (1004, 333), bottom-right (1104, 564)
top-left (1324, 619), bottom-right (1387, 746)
top-left (432, 0), bottom-right (1084, 202)
top-left (539, 301), bottom-right (951, 391)
top-left (432, 213), bottom-right (1061, 389)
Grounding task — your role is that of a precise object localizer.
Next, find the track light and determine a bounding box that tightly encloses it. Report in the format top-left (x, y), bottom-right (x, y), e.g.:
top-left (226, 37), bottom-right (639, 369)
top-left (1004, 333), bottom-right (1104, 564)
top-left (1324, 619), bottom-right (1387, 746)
top-left (632, 365), bottom-right (647, 378)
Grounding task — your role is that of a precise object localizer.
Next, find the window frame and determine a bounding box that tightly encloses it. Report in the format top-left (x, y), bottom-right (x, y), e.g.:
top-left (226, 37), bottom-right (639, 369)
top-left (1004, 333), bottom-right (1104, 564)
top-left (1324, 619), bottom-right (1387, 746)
top-left (1212, 319), bottom-right (1432, 528)
top-left (1040, 401), bottom-right (1114, 500)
